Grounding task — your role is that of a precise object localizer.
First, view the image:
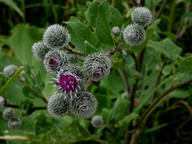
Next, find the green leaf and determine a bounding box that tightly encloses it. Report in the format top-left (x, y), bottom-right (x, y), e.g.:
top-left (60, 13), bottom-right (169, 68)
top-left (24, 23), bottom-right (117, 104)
top-left (0, 72), bottom-right (7, 88)
top-left (178, 56), bottom-right (192, 68)
top-left (116, 112), bottom-right (139, 127)
top-left (167, 90), bottom-right (191, 99)
top-left (110, 6), bottom-right (123, 28)
top-left (148, 38), bottom-right (182, 61)
top-left (96, 0), bottom-right (114, 46)
top-left (20, 99), bottom-right (34, 115)
top-left (5, 24), bottom-right (44, 66)
top-left (85, 0), bottom-right (99, 27)
top-left (66, 18), bottom-right (98, 54)
top-left (84, 40), bottom-right (98, 54)
top-left (108, 96), bottom-right (130, 122)
top-left (35, 113), bottom-right (53, 135)
top-left (0, 0), bottom-right (23, 17)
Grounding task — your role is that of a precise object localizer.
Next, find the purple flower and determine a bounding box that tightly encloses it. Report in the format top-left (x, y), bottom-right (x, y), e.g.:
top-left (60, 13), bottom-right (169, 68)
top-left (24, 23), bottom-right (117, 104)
top-left (54, 72), bottom-right (82, 98)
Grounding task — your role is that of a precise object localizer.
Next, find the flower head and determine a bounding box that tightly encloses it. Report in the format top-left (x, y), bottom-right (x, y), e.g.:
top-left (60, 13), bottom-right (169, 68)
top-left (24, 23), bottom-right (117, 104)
top-left (91, 115), bottom-right (104, 128)
top-left (43, 50), bottom-right (69, 75)
top-left (32, 41), bottom-right (50, 62)
top-left (131, 7), bottom-right (152, 27)
top-left (0, 96), bottom-right (4, 109)
top-left (55, 72), bottom-right (81, 95)
top-left (71, 91), bottom-right (97, 119)
top-left (2, 108), bottom-right (15, 120)
top-left (123, 24), bottom-right (146, 46)
top-left (3, 65), bottom-right (17, 78)
top-left (43, 24), bottom-right (70, 49)
top-left (8, 117), bottom-right (22, 129)
top-left (83, 53), bottom-right (112, 81)
top-left (47, 92), bottom-right (71, 118)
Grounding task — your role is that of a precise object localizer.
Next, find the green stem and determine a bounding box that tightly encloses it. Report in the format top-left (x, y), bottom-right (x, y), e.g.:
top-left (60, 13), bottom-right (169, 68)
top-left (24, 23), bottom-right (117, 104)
top-left (136, 78), bottom-right (192, 129)
top-left (167, 0), bottom-right (176, 32)
top-left (0, 66), bottom-right (24, 93)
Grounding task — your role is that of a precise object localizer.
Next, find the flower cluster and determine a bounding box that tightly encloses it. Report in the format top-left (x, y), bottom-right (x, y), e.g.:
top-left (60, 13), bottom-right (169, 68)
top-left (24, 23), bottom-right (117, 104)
top-left (32, 24), bottom-right (112, 119)
top-left (1, 106), bottom-right (22, 130)
top-left (123, 7), bottom-right (152, 46)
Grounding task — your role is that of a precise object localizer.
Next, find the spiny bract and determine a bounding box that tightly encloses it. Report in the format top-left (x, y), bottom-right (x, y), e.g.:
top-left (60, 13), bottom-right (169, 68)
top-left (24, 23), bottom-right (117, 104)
top-left (2, 108), bottom-right (15, 120)
top-left (0, 96), bottom-right (4, 109)
top-left (8, 117), bottom-right (22, 129)
top-left (71, 91), bottom-right (97, 119)
top-left (43, 50), bottom-right (69, 75)
top-left (43, 24), bottom-right (70, 49)
top-left (3, 65), bottom-right (17, 78)
top-left (68, 54), bottom-right (79, 64)
top-left (91, 115), bottom-right (104, 128)
top-left (83, 53), bottom-right (112, 82)
top-left (32, 41), bottom-right (50, 62)
top-left (123, 24), bottom-right (146, 46)
top-left (47, 92), bottom-right (71, 118)
top-left (131, 7), bottom-right (152, 27)
top-left (54, 65), bottom-right (85, 98)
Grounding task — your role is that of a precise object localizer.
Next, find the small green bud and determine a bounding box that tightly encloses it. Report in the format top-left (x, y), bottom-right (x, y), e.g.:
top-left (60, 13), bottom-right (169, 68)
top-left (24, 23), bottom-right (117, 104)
top-left (32, 41), bottom-right (50, 62)
top-left (3, 65), bottom-right (17, 78)
top-left (8, 117), bottom-right (22, 129)
top-left (123, 24), bottom-right (146, 46)
top-left (2, 108), bottom-right (15, 120)
top-left (0, 96), bottom-right (5, 109)
top-left (112, 26), bottom-right (121, 35)
top-left (71, 91), bottom-right (97, 119)
top-left (91, 115), bottom-right (104, 128)
top-left (43, 24), bottom-right (70, 49)
top-left (131, 7), bottom-right (152, 27)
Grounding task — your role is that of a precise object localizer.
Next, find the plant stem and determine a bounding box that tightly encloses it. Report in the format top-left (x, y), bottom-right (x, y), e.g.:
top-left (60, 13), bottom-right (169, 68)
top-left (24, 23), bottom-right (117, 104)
top-left (140, 0), bottom-right (145, 6)
top-left (131, 0), bottom-right (138, 6)
top-left (0, 66), bottom-right (24, 93)
top-left (4, 103), bottom-right (46, 110)
top-left (118, 68), bottom-right (130, 97)
top-left (136, 78), bottom-right (192, 130)
top-left (24, 83), bottom-right (48, 103)
top-left (156, 0), bottom-right (169, 19)
top-left (106, 42), bottom-right (124, 57)
top-left (126, 48), bottom-right (146, 144)
top-left (167, 0), bottom-right (176, 32)
top-left (65, 47), bottom-right (86, 56)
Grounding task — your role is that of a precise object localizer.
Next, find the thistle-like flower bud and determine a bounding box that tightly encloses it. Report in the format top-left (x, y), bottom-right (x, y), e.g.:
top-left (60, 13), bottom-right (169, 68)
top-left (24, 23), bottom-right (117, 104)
top-left (83, 53), bottom-right (112, 81)
top-left (61, 65), bottom-right (85, 82)
top-left (2, 108), bottom-right (15, 120)
top-left (43, 24), bottom-right (70, 49)
top-left (112, 26), bottom-right (121, 35)
top-left (53, 66), bottom-right (84, 98)
top-left (131, 7), bottom-right (152, 27)
top-left (3, 65), bottom-right (17, 78)
top-left (8, 117), bottom-right (22, 129)
top-left (123, 24), bottom-right (146, 46)
top-left (71, 91), bottom-right (97, 119)
top-left (0, 96), bottom-right (5, 108)
top-left (32, 41), bottom-right (50, 62)
top-left (68, 54), bottom-right (79, 64)
top-left (91, 115), bottom-right (104, 128)
top-left (43, 50), bottom-right (69, 75)
top-left (47, 92), bottom-right (71, 118)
